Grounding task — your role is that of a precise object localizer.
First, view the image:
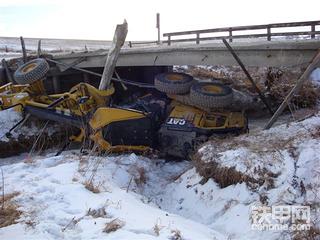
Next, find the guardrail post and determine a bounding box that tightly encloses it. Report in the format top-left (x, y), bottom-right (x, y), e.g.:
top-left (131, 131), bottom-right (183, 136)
top-left (168, 36), bottom-right (171, 46)
top-left (267, 26), bottom-right (271, 41)
top-left (229, 28), bottom-right (233, 42)
top-left (311, 24), bottom-right (315, 39)
top-left (196, 33), bottom-right (200, 44)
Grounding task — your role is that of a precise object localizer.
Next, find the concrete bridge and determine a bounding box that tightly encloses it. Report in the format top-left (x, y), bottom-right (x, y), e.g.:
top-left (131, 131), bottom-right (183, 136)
top-left (53, 40), bottom-right (320, 69)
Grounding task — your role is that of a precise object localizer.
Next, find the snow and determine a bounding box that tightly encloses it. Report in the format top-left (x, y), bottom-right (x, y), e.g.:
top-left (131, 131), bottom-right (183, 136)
top-left (0, 108), bottom-right (23, 141)
top-left (0, 109), bottom-right (47, 143)
top-left (310, 68), bottom-right (320, 86)
top-left (0, 105), bottom-right (320, 239)
top-left (0, 153), bottom-right (227, 239)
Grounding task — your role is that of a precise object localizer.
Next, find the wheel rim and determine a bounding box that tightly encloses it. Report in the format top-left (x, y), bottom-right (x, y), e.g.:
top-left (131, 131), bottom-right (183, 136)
top-left (22, 63), bottom-right (37, 73)
top-left (166, 73), bottom-right (184, 81)
top-left (201, 85), bottom-right (223, 94)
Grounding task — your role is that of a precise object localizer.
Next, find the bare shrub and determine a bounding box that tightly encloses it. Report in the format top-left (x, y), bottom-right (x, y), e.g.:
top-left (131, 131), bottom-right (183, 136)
top-left (103, 218), bottom-right (125, 233)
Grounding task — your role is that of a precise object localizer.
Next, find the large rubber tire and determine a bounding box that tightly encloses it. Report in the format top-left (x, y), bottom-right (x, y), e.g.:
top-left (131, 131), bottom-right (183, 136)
top-left (190, 82), bottom-right (233, 109)
top-left (154, 72), bottom-right (193, 94)
top-left (14, 58), bottom-right (49, 84)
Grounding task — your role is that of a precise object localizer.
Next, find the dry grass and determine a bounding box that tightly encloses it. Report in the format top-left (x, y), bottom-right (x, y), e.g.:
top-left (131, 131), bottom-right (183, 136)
top-left (103, 218), bottom-right (125, 233)
top-left (87, 207), bottom-right (107, 218)
top-left (0, 192), bottom-right (21, 228)
top-left (186, 66), bottom-right (320, 111)
top-left (170, 229), bottom-right (183, 240)
top-left (293, 226), bottom-right (320, 240)
top-left (83, 180), bottom-right (101, 194)
top-left (153, 223), bottom-right (161, 236)
top-left (134, 167), bottom-right (147, 186)
top-left (193, 152), bottom-right (262, 188)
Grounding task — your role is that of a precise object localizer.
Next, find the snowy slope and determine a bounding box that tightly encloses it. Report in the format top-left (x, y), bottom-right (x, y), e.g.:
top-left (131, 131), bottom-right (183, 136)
top-left (0, 153), bottom-right (225, 240)
top-left (0, 113), bottom-right (320, 239)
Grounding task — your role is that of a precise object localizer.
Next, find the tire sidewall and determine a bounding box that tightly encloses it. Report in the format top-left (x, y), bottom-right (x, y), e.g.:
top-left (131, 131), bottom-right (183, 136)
top-left (14, 58), bottom-right (49, 84)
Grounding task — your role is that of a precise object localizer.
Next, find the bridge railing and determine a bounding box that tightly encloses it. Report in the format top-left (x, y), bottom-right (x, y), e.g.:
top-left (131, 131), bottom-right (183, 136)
top-left (163, 20), bottom-right (320, 45)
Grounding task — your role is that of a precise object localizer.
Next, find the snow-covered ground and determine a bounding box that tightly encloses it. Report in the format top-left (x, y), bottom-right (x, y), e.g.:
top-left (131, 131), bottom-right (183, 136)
top-left (0, 109), bottom-right (39, 142)
top-left (0, 111), bottom-right (320, 239)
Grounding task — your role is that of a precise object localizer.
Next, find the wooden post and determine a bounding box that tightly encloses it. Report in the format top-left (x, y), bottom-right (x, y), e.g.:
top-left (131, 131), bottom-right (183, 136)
top-left (264, 50), bottom-right (320, 129)
top-left (37, 39), bottom-right (42, 58)
top-left (222, 38), bottom-right (274, 115)
top-left (229, 28), bottom-right (233, 42)
top-left (20, 36), bottom-right (27, 63)
top-left (1, 59), bottom-right (14, 83)
top-left (267, 26), bottom-right (271, 41)
top-left (99, 20), bottom-right (128, 90)
top-left (168, 36), bottom-right (171, 46)
top-left (156, 13), bottom-right (160, 45)
top-left (52, 76), bottom-right (61, 93)
top-left (196, 33), bottom-right (200, 44)
top-left (311, 24), bottom-right (315, 39)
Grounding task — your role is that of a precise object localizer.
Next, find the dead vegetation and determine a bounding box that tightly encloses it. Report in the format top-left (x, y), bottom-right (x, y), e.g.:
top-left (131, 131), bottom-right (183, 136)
top-left (83, 180), bottom-right (101, 193)
top-left (0, 192), bottom-right (21, 228)
top-left (193, 152), bottom-right (263, 188)
top-left (134, 167), bottom-right (147, 186)
top-left (87, 207), bottom-right (107, 218)
top-left (103, 218), bottom-right (125, 233)
top-left (192, 113), bottom-right (320, 190)
top-left (293, 226), bottom-right (320, 240)
top-left (170, 229), bottom-right (183, 240)
top-left (184, 66), bottom-right (320, 112)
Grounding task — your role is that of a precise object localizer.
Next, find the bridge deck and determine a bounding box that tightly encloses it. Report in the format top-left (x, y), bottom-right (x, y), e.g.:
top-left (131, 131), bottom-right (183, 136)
top-left (53, 40), bottom-right (320, 68)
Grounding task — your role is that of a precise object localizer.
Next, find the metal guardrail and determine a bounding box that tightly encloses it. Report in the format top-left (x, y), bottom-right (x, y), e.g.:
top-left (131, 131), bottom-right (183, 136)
top-left (163, 20), bottom-right (320, 45)
top-left (128, 41), bottom-right (159, 48)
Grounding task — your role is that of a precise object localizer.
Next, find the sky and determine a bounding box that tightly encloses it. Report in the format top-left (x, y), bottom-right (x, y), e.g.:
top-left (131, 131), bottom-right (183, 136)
top-left (0, 0), bottom-right (319, 41)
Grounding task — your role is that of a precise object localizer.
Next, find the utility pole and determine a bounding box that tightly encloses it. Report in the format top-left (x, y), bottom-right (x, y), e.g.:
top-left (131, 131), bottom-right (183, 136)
top-left (156, 13), bottom-right (160, 44)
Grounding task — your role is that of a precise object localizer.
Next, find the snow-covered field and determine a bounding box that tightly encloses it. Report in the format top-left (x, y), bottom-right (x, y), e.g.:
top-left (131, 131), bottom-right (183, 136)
top-left (0, 111), bottom-right (320, 239)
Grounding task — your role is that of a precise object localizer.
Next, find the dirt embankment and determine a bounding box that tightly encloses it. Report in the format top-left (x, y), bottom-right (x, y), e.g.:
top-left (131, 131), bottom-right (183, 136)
top-left (0, 118), bottom-right (77, 158)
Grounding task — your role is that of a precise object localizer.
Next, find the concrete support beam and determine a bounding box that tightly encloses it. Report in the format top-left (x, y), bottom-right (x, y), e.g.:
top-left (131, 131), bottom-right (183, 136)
top-left (53, 40), bottom-right (320, 68)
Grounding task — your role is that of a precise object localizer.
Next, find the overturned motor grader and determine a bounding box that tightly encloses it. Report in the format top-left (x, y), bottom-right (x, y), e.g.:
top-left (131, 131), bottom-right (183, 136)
top-left (0, 58), bottom-right (247, 159)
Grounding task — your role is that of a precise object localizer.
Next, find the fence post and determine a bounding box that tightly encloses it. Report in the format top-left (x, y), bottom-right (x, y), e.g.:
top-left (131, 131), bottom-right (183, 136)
top-left (311, 24), bottom-right (315, 39)
top-left (229, 28), bottom-right (233, 42)
top-left (196, 33), bottom-right (200, 44)
top-left (156, 13), bottom-right (161, 44)
top-left (267, 26), bottom-right (271, 41)
top-left (168, 36), bottom-right (171, 46)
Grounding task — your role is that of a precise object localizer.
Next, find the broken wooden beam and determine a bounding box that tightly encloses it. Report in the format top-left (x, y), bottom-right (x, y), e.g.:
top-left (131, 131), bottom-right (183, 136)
top-left (99, 20), bottom-right (128, 90)
top-left (264, 50), bottom-right (320, 129)
top-left (222, 38), bottom-right (274, 115)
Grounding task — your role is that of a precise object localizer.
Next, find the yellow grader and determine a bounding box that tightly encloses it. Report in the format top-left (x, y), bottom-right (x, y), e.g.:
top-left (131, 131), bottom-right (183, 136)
top-left (0, 58), bottom-right (247, 159)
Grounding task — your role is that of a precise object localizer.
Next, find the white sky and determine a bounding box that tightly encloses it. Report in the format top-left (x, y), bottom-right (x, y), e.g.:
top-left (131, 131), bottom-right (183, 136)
top-left (0, 0), bottom-right (319, 40)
